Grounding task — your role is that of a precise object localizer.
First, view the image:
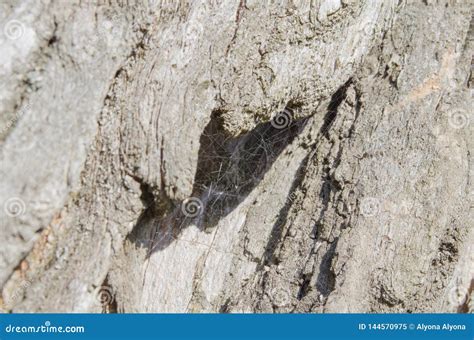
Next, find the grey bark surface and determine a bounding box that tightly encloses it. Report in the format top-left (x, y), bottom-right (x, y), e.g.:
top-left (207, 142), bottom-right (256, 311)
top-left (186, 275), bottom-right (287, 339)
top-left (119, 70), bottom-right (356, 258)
top-left (0, 0), bottom-right (472, 313)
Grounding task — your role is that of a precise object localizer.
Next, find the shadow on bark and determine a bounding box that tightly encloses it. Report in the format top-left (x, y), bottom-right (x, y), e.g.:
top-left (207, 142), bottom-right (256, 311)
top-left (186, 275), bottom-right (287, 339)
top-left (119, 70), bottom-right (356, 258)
top-left (129, 106), bottom-right (309, 256)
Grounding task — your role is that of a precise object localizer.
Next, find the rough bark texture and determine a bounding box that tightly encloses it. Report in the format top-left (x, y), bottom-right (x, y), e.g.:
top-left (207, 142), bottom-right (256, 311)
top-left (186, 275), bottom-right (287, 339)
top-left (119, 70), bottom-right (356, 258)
top-left (0, 0), bottom-right (472, 313)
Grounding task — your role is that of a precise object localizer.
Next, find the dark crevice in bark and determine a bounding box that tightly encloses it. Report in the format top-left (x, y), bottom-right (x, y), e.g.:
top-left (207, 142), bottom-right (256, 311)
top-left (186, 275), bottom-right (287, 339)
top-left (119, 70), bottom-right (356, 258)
top-left (311, 166), bottom-right (341, 300)
top-left (225, 0), bottom-right (247, 57)
top-left (306, 83), bottom-right (358, 301)
top-left (259, 151), bottom-right (311, 268)
top-left (219, 298), bottom-right (232, 313)
top-left (259, 80), bottom-right (353, 270)
top-left (138, 181), bottom-right (155, 208)
top-left (258, 81), bottom-right (356, 305)
top-left (47, 20), bottom-right (59, 47)
top-left (320, 78), bottom-right (352, 138)
top-left (348, 85), bottom-right (362, 139)
top-left (297, 272), bottom-right (312, 300)
top-left (316, 239), bottom-right (338, 298)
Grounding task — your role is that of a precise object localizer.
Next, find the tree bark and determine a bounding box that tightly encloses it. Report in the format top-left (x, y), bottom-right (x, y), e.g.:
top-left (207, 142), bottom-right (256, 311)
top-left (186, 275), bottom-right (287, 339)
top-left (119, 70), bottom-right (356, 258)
top-left (0, 0), bottom-right (472, 313)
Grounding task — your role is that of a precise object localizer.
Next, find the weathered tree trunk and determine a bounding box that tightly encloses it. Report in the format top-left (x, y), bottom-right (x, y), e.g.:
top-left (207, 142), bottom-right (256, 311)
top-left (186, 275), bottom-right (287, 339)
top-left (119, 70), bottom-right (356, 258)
top-left (0, 0), bottom-right (472, 313)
